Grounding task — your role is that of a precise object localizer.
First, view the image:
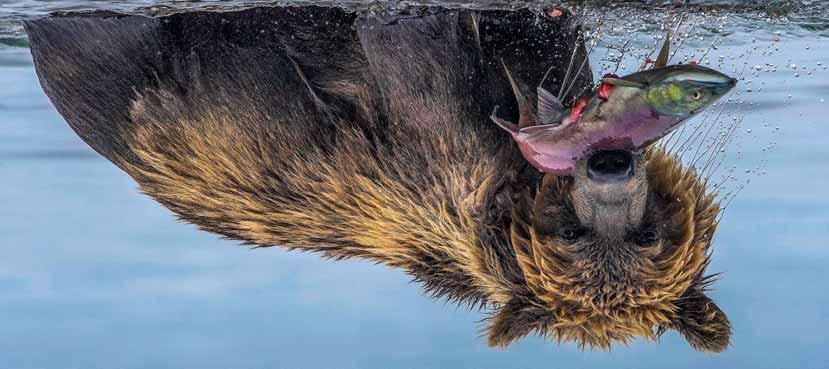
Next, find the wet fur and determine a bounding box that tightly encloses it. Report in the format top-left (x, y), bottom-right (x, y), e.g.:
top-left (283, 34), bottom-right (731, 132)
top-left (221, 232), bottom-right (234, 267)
top-left (25, 6), bottom-right (729, 351)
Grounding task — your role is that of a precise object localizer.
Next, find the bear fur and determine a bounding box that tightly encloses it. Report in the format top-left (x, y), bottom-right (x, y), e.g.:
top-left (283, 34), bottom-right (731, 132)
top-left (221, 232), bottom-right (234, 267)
top-left (24, 5), bottom-right (729, 351)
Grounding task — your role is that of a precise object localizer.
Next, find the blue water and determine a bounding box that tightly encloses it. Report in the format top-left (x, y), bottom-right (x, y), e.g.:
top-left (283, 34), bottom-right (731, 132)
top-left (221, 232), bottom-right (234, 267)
top-left (1, 2), bottom-right (828, 368)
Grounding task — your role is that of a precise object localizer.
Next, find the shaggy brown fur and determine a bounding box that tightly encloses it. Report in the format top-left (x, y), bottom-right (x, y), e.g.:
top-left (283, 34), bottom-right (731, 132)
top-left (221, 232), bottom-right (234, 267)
top-left (25, 5), bottom-right (730, 352)
top-left (502, 148), bottom-right (728, 350)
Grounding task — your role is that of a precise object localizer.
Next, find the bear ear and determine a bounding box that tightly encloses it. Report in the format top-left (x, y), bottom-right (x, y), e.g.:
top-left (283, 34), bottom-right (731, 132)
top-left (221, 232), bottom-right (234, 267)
top-left (671, 288), bottom-right (732, 353)
top-left (485, 299), bottom-right (549, 348)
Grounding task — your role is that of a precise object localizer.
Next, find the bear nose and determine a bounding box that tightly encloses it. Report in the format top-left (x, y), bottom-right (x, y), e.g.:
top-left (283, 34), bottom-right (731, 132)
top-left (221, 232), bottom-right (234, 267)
top-left (587, 150), bottom-right (634, 183)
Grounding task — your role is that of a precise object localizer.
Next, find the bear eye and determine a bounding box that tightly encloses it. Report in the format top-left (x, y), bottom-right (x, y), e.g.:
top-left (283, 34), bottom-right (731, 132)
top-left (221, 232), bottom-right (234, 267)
top-left (637, 229), bottom-right (659, 245)
top-left (558, 226), bottom-right (583, 242)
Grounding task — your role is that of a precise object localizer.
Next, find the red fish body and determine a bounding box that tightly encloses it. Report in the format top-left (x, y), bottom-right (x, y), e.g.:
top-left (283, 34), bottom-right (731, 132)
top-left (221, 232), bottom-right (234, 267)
top-left (492, 64), bottom-right (737, 175)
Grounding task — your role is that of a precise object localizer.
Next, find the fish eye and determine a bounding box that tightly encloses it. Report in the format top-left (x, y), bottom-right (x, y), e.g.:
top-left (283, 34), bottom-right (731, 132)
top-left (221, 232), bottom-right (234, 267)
top-left (692, 90), bottom-right (703, 100)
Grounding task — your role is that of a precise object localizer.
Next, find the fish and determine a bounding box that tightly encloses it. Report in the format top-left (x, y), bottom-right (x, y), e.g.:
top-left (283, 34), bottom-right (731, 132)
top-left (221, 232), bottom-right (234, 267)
top-left (491, 39), bottom-right (737, 175)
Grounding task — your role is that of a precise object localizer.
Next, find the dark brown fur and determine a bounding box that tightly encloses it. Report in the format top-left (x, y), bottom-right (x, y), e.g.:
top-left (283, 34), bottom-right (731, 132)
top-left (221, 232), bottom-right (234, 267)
top-left (25, 5), bottom-right (729, 351)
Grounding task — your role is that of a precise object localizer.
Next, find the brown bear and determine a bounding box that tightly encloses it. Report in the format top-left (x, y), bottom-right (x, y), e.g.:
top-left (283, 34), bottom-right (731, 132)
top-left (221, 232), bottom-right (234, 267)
top-left (24, 5), bottom-right (730, 352)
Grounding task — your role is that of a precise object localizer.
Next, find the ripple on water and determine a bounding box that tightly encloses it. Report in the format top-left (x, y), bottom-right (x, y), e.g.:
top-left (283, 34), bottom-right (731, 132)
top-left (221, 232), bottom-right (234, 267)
top-left (0, 0), bottom-right (827, 37)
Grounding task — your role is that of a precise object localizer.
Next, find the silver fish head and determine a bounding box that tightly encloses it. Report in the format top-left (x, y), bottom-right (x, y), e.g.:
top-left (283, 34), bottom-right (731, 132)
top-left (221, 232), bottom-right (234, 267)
top-left (626, 64), bottom-right (737, 117)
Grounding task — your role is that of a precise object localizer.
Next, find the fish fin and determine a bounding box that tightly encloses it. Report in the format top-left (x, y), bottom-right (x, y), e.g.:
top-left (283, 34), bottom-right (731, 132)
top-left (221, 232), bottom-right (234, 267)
top-left (558, 35), bottom-right (582, 99)
top-left (654, 32), bottom-right (671, 68)
top-left (490, 106), bottom-right (519, 134)
top-left (501, 59), bottom-right (536, 128)
top-left (537, 87), bottom-right (564, 125)
top-left (519, 123), bottom-right (561, 135)
top-left (601, 77), bottom-right (646, 89)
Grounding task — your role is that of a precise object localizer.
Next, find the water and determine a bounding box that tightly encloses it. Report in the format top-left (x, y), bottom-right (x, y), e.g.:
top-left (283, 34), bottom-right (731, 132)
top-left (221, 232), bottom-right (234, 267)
top-left (1, 1), bottom-right (828, 368)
